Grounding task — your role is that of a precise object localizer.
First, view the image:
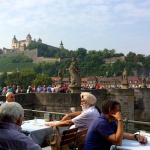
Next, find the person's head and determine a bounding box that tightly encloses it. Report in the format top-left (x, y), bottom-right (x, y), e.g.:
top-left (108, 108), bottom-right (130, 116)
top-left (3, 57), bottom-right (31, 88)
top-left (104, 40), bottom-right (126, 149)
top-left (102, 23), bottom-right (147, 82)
top-left (6, 92), bottom-right (15, 102)
top-left (102, 100), bottom-right (121, 118)
top-left (80, 92), bottom-right (97, 109)
top-left (0, 102), bottom-right (24, 126)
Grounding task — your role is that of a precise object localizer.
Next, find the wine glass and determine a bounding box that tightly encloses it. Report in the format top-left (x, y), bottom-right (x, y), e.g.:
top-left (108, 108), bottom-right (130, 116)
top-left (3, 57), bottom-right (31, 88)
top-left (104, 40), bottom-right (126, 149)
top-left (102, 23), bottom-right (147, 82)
top-left (70, 107), bottom-right (75, 113)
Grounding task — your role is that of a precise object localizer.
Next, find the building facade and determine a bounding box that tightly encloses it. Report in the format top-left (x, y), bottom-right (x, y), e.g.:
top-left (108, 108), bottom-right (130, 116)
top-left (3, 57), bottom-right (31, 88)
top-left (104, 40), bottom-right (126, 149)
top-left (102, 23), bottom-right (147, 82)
top-left (11, 34), bottom-right (42, 51)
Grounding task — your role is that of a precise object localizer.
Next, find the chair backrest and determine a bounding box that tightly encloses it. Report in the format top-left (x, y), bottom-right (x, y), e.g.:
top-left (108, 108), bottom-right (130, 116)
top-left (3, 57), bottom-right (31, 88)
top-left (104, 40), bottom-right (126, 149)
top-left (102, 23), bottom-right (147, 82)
top-left (74, 129), bottom-right (88, 150)
top-left (62, 127), bottom-right (78, 136)
top-left (60, 127), bottom-right (78, 150)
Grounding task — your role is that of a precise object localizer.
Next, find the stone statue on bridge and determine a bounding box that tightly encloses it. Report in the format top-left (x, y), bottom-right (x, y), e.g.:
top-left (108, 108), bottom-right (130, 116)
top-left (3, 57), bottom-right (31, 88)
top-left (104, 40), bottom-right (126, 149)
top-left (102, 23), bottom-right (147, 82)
top-left (58, 69), bottom-right (64, 87)
top-left (122, 68), bottom-right (127, 80)
top-left (141, 76), bottom-right (147, 88)
top-left (67, 57), bottom-right (81, 93)
top-left (122, 68), bottom-right (129, 89)
top-left (68, 57), bottom-right (81, 86)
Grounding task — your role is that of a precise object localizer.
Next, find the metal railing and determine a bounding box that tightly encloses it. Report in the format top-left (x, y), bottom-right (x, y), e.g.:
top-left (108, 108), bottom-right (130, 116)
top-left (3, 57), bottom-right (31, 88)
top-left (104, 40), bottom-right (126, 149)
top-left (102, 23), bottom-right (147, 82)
top-left (123, 118), bottom-right (150, 133)
top-left (23, 109), bottom-right (150, 132)
top-left (23, 109), bottom-right (67, 121)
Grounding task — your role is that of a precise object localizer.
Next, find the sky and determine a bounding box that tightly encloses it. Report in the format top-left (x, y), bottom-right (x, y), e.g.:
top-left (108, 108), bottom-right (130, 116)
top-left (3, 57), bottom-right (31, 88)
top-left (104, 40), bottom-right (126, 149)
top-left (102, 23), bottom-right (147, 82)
top-left (0, 0), bottom-right (150, 56)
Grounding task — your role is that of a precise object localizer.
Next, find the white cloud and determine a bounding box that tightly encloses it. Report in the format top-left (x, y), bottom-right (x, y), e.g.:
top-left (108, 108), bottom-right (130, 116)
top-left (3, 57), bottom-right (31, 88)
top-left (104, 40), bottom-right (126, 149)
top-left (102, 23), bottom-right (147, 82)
top-left (0, 0), bottom-right (150, 55)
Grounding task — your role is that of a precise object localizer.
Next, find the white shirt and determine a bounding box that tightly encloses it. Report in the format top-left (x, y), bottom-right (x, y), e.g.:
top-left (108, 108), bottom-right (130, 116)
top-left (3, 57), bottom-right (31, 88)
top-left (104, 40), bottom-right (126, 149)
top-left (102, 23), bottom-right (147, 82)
top-left (71, 106), bottom-right (100, 131)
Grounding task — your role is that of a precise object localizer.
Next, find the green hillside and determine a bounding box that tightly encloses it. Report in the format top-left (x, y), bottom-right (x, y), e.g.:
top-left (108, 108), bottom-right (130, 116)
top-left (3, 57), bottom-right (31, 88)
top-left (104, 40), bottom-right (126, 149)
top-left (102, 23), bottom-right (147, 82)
top-left (0, 57), bottom-right (34, 72)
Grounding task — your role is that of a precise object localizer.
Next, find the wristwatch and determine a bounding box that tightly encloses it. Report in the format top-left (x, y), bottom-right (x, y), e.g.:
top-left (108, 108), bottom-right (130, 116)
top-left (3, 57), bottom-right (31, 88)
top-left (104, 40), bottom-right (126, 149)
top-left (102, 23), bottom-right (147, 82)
top-left (134, 134), bottom-right (139, 141)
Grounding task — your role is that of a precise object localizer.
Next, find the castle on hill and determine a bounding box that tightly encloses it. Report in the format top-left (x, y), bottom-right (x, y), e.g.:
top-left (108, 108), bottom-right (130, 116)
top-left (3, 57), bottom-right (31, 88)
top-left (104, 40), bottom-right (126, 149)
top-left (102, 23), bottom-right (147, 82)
top-left (3, 34), bottom-right (64, 54)
top-left (12, 34), bottom-right (42, 51)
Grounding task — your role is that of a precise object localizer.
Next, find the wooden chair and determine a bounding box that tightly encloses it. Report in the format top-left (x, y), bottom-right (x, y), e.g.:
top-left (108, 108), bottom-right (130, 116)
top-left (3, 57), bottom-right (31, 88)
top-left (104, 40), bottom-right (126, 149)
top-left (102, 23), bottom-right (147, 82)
top-left (60, 127), bottom-right (78, 150)
top-left (74, 129), bottom-right (88, 150)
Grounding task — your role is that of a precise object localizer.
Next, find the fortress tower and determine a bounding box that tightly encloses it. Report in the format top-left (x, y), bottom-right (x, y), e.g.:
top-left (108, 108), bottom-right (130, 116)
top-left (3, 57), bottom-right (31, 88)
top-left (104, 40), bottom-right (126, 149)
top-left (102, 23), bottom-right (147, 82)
top-left (11, 34), bottom-right (42, 51)
top-left (26, 34), bottom-right (32, 46)
top-left (59, 41), bottom-right (64, 49)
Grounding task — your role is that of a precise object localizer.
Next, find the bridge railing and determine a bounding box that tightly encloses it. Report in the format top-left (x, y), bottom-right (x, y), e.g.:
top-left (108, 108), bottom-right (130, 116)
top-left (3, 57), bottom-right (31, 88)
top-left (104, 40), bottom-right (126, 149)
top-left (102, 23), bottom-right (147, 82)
top-left (23, 109), bottom-right (150, 132)
top-left (23, 109), bottom-right (66, 121)
top-left (123, 118), bottom-right (150, 133)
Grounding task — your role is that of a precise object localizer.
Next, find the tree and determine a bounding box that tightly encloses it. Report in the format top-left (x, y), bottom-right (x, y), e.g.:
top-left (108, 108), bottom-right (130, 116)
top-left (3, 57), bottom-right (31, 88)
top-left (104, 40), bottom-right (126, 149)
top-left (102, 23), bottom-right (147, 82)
top-left (134, 54), bottom-right (145, 62)
top-left (32, 74), bottom-right (52, 87)
top-left (5, 72), bottom-right (16, 85)
top-left (101, 49), bottom-right (111, 58)
top-left (19, 69), bottom-right (36, 88)
top-left (75, 48), bottom-right (87, 58)
top-left (126, 52), bottom-right (136, 62)
top-left (0, 72), bottom-right (7, 86)
top-left (109, 49), bottom-right (116, 57)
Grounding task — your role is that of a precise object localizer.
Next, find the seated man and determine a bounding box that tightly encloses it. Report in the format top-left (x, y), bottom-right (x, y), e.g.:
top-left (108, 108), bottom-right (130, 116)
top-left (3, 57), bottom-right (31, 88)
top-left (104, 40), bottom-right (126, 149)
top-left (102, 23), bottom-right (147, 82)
top-left (6, 92), bottom-right (15, 102)
top-left (0, 102), bottom-right (42, 150)
top-left (45, 92), bottom-right (100, 131)
top-left (84, 100), bottom-right (147, 150)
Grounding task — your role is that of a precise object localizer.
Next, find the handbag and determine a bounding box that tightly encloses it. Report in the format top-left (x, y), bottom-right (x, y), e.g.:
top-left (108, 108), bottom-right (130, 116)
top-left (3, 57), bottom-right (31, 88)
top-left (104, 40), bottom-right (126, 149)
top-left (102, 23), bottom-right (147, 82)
top-left (47, 126), bottom-right (69, 150)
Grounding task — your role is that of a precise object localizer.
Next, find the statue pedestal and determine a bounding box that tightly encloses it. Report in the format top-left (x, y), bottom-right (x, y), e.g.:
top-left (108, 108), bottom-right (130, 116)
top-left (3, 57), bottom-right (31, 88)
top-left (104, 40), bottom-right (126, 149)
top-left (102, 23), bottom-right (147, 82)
top-left (121, 84), bottom-right (129, 89)
top-left (141, 85), bottom-right (147, 88)
top-left (121, 79), bottom-right (129, 89)
top-left (69, 85), bottom-right (81, 93)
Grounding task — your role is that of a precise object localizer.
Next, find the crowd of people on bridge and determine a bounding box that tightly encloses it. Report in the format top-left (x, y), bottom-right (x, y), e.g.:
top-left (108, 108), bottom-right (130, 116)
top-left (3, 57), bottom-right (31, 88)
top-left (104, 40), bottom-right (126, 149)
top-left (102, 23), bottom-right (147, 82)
top-left (0, 84), bottom-right (71, 96)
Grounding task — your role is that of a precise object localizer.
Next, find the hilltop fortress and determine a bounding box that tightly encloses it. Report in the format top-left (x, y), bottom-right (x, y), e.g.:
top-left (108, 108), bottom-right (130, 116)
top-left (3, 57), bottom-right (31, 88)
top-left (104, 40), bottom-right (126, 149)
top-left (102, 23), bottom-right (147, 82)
top-left (12, 34), bottom-right (42, 51)
top-left (2, 34), bottom-right (64, 63)
top-left (2, 34), bottom-right (126, 65)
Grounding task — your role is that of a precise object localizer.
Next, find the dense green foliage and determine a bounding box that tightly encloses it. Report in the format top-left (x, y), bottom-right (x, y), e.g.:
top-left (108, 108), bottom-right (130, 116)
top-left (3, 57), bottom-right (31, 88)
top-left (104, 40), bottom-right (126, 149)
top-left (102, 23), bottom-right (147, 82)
top-left (27, 42), bottom-right (87, 58)
top-left (0, 44), bottom-right (150, 88)
top-left (0, 69), bottom-right (52, 88)
top-left (32, 74), bottom-right (51, 87)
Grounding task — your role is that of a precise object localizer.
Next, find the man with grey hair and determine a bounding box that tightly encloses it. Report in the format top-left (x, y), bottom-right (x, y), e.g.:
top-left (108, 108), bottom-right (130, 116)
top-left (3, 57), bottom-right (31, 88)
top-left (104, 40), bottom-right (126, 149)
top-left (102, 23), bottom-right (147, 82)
top-left (45, 92), bottom-right (100, 131)
top-left (0, 102), bottom-right (42, 150)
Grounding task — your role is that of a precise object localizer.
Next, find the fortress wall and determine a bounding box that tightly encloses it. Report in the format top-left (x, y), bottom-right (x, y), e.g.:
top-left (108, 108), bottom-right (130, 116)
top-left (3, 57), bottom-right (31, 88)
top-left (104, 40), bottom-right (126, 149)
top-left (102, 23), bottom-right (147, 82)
top-left (134, 88), bottom-right (150, 121)
top-left (24, 49), bottom-right (38, 63)
top-left (103, 56), bottom-right (125, 63)
top-left (37, 57), bottom-right (60, 63)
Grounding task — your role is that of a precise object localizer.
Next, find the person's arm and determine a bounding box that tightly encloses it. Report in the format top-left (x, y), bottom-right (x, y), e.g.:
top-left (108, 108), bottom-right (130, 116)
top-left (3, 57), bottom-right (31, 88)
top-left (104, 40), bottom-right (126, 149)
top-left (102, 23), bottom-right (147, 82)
top-left (45, 120), bottom-right (74, 127)
top-left (106, 112), bottom-right (123, 145)
top-left (123, 132), bottom-right (148, 143)
top-left (61, 111), bottom-right (82, 121)
top-left (123, 132), bottom-right (136, 140)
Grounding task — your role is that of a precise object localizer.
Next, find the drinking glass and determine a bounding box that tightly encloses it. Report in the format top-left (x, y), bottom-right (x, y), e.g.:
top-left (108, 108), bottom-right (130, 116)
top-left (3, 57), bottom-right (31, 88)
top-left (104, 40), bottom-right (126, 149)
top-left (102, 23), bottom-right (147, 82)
top-left (139, 130), bottom-right (147, 145)
top-left (70, 107), bottom-right (75, 112)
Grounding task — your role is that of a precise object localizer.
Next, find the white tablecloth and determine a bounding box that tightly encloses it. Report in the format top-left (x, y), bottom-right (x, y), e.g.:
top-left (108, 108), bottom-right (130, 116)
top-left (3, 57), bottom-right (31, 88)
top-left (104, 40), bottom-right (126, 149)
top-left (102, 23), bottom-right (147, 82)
top-left (21, 119), bottom-right (69, 145)
top-left (116, 134), bottom-right (150, 150)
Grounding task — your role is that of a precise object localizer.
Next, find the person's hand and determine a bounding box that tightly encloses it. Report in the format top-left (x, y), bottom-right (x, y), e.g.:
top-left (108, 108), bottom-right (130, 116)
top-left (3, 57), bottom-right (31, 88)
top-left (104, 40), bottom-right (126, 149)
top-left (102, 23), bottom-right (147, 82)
top-left (111, 112), bottom-right (122, 121)
top-left (45, 123), bottom-right (55, 126)
top-left (138, 135), bottom-right (148, 145)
